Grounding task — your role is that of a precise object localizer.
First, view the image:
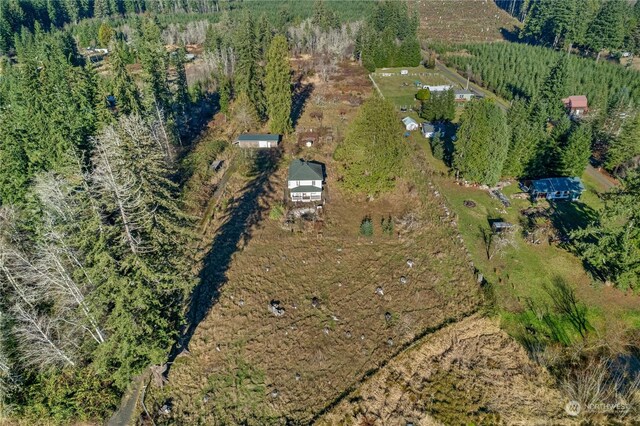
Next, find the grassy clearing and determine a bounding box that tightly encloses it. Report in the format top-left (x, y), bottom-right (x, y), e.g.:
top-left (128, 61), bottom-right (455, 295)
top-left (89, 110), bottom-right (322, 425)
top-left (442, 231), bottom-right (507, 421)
top-left (371, 67), bottom-right (453, 108)
top-left (411, 132), bottom-right (640, 334)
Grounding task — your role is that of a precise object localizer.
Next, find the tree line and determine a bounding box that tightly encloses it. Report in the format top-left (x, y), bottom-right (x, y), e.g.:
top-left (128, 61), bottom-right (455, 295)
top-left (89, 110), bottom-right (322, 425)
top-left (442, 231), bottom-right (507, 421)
top-left (497, 0), bottom-right (640, 59)
top-left (0, 1), bottom-right (299, 417)
top-left (355, 0), bottom-right (422, 71)
top-left (446, 56), bottom-right (593, 185)
top-left (442, 42), bottom-right (640, 175)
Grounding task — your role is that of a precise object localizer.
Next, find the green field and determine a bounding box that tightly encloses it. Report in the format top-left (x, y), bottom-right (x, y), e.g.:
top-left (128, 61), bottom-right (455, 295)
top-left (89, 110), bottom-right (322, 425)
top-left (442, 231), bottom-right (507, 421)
top-left (371, 67), bottom-right (454, 108)
top-left (408, 132), bottom-right (640, 335)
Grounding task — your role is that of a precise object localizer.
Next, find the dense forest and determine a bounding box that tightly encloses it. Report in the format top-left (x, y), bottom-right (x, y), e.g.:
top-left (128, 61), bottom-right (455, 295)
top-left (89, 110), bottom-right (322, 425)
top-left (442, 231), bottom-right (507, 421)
top-left (442, 42), bottom-right (640, 175)
top-left (496, 0), bottom-right (640, 58)
top-left (355, 1), bottom-right (421, 71)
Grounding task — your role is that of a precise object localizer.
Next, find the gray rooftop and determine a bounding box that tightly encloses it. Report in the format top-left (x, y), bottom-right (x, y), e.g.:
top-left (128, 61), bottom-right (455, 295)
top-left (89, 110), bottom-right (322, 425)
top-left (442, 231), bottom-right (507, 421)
top-left (290, 185), bottom-right (322, 193)
top-left (288, 159), bottom-right (323, 181)
top-left (237, 133), bottom-right (281, 142)
top-left (454, 89), bottom-right (474, 95)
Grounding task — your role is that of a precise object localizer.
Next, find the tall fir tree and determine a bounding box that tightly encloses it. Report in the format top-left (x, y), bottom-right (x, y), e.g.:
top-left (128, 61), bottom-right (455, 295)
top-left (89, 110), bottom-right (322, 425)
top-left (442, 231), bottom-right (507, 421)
top-left (234, 12), bottom-right (265, 118)
top-left (559, 123), bottom-right (592, 176)
top-left (605, 113), bottom-right (640, 175)
top-left (453, 99), bottom-right (510, 185)
top-left (334, 96), bottom-right (408, 194)
top-left (110, 41), bottom-right (142, 115)
top-left (503, 99), bottom-right (540, 177)
top-left (265, 35), bottom-right (292, 134)
top-left (572, 171), bottom-right (640, 290)
top-left (587, 0), bottom-right (626, 61)
top-left (138, 17), bottom-right (170, 110)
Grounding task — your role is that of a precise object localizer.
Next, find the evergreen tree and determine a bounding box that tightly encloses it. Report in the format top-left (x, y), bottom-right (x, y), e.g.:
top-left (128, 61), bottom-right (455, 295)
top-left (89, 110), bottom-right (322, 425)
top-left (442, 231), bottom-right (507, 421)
top-left (265, 35), bottom-right (292, 134)
top-left (420, 90), bottom-right (455, 122)
top-left (110, 41), bottom-right (142, 115)
top-left (586, 0), bottom-right (626, 61)
top-left (235, 12), bottom-right (265, 118)
top-left (453, 99), bottom-right (510, 185)
top-left (97, 22), bottom-right (114, 47)
top-left (64, 0), bottom-right (82, 23)
top-left (537, 55), bottom-right (569, 122)
top-left (606, 113), bottom-right (640, 175)
top-left (334, 96), bottom-right (408, 194)
top-left (218, 75), bottom-right (231, 115)
top-left (559, 123), bottom-right (592, 176)
top-left (503, 99), bottom-right (540, 177)
top-left (572, 172), bottom-right (640, 290)
top-left (312, 0), bottom-right (339, 31)
top-left (90, 115), bottom-right (195, 386)
top-left (93, 0), bottom-right (111, 19)
top-left (173, 46), bottom-right (190, 132)
top-left (138, 17), bottom-right (169, 110)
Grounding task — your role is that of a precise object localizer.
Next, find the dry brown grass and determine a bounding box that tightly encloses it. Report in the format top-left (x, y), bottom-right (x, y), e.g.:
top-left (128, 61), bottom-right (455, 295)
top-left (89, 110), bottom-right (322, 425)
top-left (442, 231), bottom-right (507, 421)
top-left (318, 315), bottom-right (572, 426)
top-left (416, 0), bottom-right (520, 44)
top-left (145, 62), bottom-right (482, 424)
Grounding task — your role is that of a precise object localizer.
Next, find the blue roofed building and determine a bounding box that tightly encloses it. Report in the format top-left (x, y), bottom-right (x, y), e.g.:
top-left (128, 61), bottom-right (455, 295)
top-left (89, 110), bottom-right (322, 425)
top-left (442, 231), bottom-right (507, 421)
top-left (523, 177), bottom-right (585, 201)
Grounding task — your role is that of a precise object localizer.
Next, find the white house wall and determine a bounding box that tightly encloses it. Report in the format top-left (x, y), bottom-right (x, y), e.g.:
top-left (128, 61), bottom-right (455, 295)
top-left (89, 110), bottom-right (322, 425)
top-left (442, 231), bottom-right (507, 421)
top-left (288, 180), bottom-right (323, 189)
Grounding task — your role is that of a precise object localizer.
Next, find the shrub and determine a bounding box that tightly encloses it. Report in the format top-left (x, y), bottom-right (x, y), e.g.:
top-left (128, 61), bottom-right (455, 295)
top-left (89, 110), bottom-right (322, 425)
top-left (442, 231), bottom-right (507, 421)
top-left (381, 215), bottom-right (394, 235)
top-left (269, 203), bottom-right (285, 220)
top-left (360, 216), bottom-right (374, 236)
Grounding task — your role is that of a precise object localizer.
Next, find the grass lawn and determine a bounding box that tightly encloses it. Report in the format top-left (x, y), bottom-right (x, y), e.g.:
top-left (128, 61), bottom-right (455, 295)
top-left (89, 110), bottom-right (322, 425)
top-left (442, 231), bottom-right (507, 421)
top-left (410, 132), bottom-right (640, 335)
top-left (372, 67), bottom-right (455, 108)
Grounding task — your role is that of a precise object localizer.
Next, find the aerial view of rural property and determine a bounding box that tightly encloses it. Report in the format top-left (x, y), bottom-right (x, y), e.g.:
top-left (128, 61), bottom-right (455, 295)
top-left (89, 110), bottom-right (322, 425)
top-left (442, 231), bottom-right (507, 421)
top-left (1, 0), bottom-right (640, 424)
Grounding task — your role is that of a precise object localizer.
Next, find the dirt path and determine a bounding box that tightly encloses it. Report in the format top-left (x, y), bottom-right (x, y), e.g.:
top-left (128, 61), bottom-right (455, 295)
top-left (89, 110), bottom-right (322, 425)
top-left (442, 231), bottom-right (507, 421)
top-left (107, 372), bottom-right (148, 426)
top-left (434, 60), bottom-right (510, 110)
top-left (585, 164), bottom-right (617, 191)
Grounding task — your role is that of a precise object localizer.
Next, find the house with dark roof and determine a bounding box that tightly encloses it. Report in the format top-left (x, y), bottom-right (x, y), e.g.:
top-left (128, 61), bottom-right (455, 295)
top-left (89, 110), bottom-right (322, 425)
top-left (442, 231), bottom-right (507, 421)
top-left (234, 133), bottom-right (281, 148)
top-left (562, 96), bottom-right (588, 118)
top-left (523, 177), bottom-right (585, 201)
top-left (288, 159), bottom-right (324, 203)
top-left (421, 122), bottom-right (445, 138)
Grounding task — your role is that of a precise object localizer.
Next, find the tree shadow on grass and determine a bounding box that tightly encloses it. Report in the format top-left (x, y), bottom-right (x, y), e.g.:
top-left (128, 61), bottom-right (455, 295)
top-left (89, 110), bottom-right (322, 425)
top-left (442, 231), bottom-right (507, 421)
top-left (291, 75), bottom-right (314, 128)
top-left (549, 200), bottom-right (598, 240)
top-left (166, 150), bottom-right (280, 372)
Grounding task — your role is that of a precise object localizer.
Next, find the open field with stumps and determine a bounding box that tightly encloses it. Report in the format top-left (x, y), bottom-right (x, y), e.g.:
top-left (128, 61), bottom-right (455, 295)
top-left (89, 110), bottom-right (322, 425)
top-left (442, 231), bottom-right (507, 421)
top-left (144, 62), bottom-right (483, 424)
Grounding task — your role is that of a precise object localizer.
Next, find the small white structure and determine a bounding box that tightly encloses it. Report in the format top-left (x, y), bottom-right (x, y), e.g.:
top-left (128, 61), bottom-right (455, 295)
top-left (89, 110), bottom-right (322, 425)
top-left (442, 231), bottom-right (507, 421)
top-left (235, 133), bottom-right (280, 148)
top-left (421, 122), bottom-right (436, 138)
top-left (402, 117), bottom-right (419, 131)
top-left (422, 84), bottom-right (452, 92)
top-left (400, 69), bottom-right (409, 75)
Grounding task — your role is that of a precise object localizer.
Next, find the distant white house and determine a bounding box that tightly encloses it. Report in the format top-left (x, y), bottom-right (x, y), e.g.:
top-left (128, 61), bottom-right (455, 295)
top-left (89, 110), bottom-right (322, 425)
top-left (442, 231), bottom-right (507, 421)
top-left (454, 89), bottom-right (474, 102)
top-left (288, 159), bottom-right (324, 203)
top-left (422, 84), bottom-right (453, 92)
top-left (402, 117), bottom-right (419, 131)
